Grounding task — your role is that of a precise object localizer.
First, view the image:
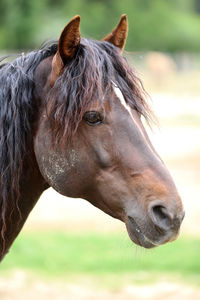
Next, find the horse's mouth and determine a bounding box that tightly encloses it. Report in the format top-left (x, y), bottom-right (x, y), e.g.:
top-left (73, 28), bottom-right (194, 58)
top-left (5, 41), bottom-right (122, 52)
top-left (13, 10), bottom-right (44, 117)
top-left (125, 216), bottom-right (159, 249)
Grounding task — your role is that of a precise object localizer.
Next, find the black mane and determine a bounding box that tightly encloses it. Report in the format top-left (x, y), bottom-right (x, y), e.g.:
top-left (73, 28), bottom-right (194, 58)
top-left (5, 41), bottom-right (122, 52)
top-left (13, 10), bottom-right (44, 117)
top-left (0, 43), bottom-right (57, 251)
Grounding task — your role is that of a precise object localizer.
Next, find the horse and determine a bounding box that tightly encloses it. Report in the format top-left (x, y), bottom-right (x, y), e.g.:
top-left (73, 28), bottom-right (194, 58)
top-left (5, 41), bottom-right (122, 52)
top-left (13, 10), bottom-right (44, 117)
top-left (0, 15), bottom-right (184, 262)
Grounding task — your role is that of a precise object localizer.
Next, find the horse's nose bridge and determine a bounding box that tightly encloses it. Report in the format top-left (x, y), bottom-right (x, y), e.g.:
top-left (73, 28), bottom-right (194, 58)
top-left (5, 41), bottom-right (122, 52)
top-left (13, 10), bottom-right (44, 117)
top-left (123, 126), bottom-right (164, 174)
top-left (131, 166), bottom-right (184, 217)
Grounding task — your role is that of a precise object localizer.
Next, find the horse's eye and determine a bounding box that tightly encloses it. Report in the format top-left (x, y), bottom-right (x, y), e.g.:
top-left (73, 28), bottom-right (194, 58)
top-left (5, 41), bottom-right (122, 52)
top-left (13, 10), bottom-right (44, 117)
top-left (83, 111), bottom-right (103, 126)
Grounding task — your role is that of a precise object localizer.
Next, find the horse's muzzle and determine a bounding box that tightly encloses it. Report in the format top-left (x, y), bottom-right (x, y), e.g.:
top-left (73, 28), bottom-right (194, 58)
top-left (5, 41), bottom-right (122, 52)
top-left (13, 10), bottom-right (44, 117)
top-left (125, 204), bottom-right (185, 248)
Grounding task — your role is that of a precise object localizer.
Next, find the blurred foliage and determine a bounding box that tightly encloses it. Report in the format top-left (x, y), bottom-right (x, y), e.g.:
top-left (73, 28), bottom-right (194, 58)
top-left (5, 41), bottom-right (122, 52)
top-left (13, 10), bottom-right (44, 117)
top-left (0, 0), bottom-right (200, 51)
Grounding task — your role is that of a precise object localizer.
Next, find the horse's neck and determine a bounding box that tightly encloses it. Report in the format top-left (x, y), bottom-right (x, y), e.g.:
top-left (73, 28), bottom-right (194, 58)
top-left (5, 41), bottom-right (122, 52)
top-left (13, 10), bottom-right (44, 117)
top-left (0, 57), bottom-right (52, 262)
top-left (0, 151), bottom-right (48, 261)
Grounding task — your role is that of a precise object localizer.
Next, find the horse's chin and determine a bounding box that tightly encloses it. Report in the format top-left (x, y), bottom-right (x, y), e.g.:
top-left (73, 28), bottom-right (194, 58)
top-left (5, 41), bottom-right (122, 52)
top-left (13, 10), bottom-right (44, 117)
top-left (125, 216), bottom-right (179, 249)
top-left (125, 218), bottom-right (157, 249)
top-left (101, 206), bottom-right (175, 249)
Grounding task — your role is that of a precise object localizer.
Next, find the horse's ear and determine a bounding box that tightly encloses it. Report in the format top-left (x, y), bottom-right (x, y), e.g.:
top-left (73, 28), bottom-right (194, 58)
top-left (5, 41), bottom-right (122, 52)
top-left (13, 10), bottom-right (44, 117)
top-left (103, 14), bottom-right (128, 52)
top-left (51, 15), bottom-right (81, 86)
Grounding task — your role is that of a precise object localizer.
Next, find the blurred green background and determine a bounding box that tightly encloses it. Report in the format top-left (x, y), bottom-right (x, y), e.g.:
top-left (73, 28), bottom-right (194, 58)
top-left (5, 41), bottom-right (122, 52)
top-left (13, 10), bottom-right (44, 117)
top-left (0, 0), bottom-right (200, 52)
top-left (0, 1), bottom-right (200, 299)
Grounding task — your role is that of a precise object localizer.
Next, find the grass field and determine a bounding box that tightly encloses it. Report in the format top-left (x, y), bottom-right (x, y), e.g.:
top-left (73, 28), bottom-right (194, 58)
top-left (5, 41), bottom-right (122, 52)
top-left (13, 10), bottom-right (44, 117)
top-left (0, 232), bottom-right (200, 287)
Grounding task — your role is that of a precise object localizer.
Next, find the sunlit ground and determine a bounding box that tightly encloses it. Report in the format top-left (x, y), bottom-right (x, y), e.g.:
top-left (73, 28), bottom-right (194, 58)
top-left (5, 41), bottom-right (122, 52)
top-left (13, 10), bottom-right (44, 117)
top-left (0, 65), bottom-right (200, 299)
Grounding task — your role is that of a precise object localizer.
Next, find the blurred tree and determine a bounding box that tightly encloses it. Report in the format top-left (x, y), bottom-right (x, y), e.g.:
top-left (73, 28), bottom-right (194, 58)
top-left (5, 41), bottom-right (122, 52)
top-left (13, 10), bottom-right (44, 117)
top-left (0, 0), bottom-right (200, 52)
top-left (194, 0), bottom-right (200, 13)
top-left (0, 0), bottom-right (46, 49)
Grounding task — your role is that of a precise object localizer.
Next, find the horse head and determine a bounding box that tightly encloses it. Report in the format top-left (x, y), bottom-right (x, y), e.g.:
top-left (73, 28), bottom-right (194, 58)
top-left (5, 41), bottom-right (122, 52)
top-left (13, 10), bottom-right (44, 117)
top-left (33, 15), bottom-right (184, 248)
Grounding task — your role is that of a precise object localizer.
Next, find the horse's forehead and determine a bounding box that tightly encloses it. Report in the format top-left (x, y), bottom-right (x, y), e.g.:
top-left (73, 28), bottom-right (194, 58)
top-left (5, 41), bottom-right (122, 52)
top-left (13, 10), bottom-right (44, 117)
top-left (111, 84), bottom-right (142, 127)
top-left (110, 84), bottom-right (148, 141)
top-left (112, 84), bottom-right (135, 120)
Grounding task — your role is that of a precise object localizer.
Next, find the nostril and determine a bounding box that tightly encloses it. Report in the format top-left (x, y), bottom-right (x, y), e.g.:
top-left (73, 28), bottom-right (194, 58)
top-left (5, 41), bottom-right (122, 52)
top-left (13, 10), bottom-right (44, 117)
top-left (153, 205), bottom-right (169, 220)
top-left (150, 205), bottom-right (172, 231)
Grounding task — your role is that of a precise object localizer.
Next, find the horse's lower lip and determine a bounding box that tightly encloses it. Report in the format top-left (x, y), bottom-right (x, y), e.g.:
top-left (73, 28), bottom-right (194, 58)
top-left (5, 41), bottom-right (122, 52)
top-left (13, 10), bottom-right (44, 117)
top-left (126, 216), bottom-right (158, 248)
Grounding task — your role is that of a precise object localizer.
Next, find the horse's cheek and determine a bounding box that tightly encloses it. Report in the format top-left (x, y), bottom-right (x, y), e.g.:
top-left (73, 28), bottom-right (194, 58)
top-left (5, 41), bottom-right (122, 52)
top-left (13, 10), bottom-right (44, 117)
top-left (34, 130), bottom-right (76, 195)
